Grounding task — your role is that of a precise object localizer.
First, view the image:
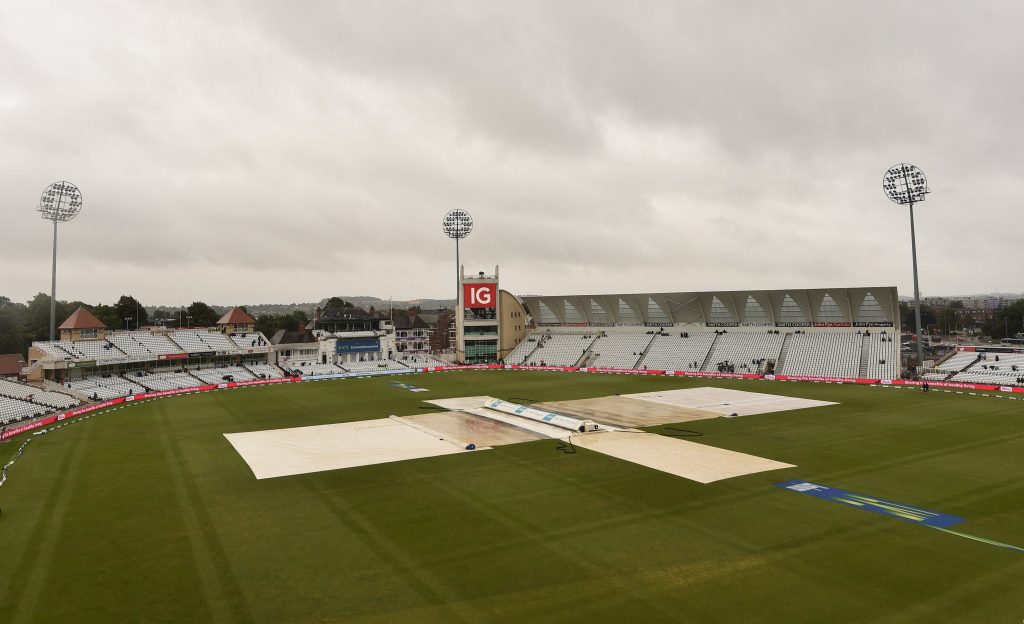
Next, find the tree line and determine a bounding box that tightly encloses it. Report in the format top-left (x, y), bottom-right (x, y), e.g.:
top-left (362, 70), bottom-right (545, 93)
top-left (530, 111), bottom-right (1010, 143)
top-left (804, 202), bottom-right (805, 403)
top-left (899, 299), bottom-right (1024, 338)
top-left (0, 294), bottom-right (384, 358)
top-left (0, 294), bottom-right (319, 358)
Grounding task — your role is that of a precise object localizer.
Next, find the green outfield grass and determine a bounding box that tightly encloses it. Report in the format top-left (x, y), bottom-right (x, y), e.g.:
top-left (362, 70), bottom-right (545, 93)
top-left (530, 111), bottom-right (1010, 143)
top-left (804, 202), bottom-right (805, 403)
top-left (1, 371), bottom-right (1022, 623)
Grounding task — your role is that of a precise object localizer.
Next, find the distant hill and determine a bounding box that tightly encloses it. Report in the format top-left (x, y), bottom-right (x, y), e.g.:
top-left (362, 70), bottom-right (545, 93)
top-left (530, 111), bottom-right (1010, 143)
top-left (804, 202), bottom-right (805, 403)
top-left (146, 297), bottom-right (456, 316)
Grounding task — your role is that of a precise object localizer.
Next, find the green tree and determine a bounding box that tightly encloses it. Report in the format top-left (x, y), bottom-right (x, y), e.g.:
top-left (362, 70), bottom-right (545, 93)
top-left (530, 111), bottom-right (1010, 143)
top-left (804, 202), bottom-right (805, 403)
top-left (324, 297), bottom-right (353, 309)
top-left (901, 303), bottom-right (936, 334)
top-left (91, 303), bottom-right (119, 330)
top-left (285, 310), bottom-right (309, 331)
top-left (114, 295), bottom-right (149, 329)
top-left (255, 314), bottom-right (281, 337)
top-left (151, 308), bottom-right (173, 326)
top-left (983, 300), bottom-right (1024, 339)
top-left (0, 298), bottom-right (27, 354)
top-left (185, 301), bottom-right (219, 327)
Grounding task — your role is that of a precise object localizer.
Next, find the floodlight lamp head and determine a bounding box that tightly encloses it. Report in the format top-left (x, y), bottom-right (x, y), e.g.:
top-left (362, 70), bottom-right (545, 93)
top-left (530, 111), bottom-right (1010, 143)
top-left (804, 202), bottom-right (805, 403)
top-left (442, 208), bottom-right (473, 240)
top-left (882, 163), bottom-right (929, 205)
top-left (38, 181), bottom-right (83, 222)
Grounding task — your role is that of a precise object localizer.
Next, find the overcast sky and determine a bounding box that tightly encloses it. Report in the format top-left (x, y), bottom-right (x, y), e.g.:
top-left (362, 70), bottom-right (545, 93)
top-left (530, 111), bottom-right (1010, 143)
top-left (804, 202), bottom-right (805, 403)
top-left (2, 1), bottom-right (1022, 307)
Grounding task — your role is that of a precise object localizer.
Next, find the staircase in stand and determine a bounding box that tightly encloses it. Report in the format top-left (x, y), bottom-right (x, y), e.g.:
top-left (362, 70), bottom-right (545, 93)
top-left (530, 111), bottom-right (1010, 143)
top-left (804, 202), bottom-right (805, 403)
top-left (857, 334), bottom-right (870, 378)
top-left (947, 355), bottom-right (984, 380)
top-left (516, 340), bottom-right (542, 365)
top-left (632, 332), bottom-right (660, 369)
top-left (773, 333), bottom-right (794, 373)
top-left (698, 333), bottom-right (722, 372)
top-left (575, 335), bottom-right (600, 367)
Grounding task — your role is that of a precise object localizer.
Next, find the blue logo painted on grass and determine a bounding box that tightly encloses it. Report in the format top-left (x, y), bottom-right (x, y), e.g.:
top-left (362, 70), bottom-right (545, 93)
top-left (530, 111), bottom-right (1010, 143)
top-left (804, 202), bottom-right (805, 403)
top-left (390, 381), bottom-right (428, 392)
top-left (776, 480), bottom-right (965, 528)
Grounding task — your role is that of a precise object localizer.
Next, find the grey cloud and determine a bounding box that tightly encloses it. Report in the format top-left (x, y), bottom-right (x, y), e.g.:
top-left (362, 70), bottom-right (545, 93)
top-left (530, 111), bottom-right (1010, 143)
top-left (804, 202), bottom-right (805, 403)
top-left (1, 0), bottom-right (1022, 307)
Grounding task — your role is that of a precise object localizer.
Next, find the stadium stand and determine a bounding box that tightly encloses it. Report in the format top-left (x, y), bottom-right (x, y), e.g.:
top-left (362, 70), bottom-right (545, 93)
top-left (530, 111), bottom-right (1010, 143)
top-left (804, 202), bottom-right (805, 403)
top-left (862, 333), bottom-right (900, 380)
top-left (230, 332), bottom-right (270, 350)
top-left (950, 352), bottom-right (1024, 385)
top-left (66, 375), bottom-right (147, 400)
top-left (284, 362), bottom-right (344, 375)
top-left (1, 396), bottom-right (50, 424)
top-left (703, 332), bottom-right (784, 374)
top-left (523, 333), bottom-right (597, 367)
top-left (922, 351), bottom-right (983, 381)
top-left (108, 333), bottom-right (151, 359)
top-left (0, 379), bottom-right (79, 410)
top-left (169, 331), bottom-right (215, 353)
top-left (190, 366), bottom-right (257, 384)
top-left (135, 332), bottom-right (186, 355)
top-left (505, 336), bottom-right (541, 365)
top-left (341, 360), bottom-right (410, 373)
top-left (131, 370), bottom-right (202, 391)
top-left (394, 353), bottom-right (447, 367)
top-left (196, 331), bottom-right (240, 353)
top-left (245, 363), bottom-right (286, 379)
top-left (779, 332), bottom-right (862, 378)
top-left (587, 332), bottom-right (656, 369)
top-left (638, 332), bottom-right (717, 372)
top-left (34, 340), bottom-right (126, 362)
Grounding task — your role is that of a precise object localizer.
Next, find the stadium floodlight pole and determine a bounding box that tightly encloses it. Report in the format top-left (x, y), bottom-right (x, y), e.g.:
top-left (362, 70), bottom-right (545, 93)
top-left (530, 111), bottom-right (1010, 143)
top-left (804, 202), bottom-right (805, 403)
top-left (883, 163), bottom-right (930, 373)
top-left (442, 208), bottom-right (474, 309)
top-left (37, 181), bottom-right (83, 341)
top-left (442, 209), bottom-right (473, 359)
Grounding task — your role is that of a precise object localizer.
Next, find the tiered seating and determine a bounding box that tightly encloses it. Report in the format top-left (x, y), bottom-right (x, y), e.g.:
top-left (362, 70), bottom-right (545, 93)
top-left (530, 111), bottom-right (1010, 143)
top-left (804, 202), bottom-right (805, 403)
top-left (703, 332), bottom-right (784, 373)
top-left (506, 337), bottom-right (540, 365)
top-left (951, 352), bottom-right (1024, 386)
top-left (0, 379), bottom-right (78, 410)
top-left (133, 370), bottom-right (201, 391)
top-left (284, 362), bottom-right (344, 375)
top-left (780, 333), bottom-right (862, 378)
top-left (639, 332), bottom-right (717, 371)
top-left (66, 375), bottom-right (147, 400)
top-left (927, 351), bottom-right (980, 378)
top-left (196, 332), bottom-right (238, 353)
top-left (169, 331), bottom-right (215, 353)
top-left (109, 333), bottom-right (151, 358)
top-left (31, 338), bottom-right (130, 363)
top-left (34, 341), bottom-right (90, 360)
top-left (72, 340), bottom-right (127, 362)
top-left (862, 334), bottom-right (899, 380)
top-left (230, 333), bottom-right (270, 350)
top-left (395, 353), bottom-right (447, 367)
top-left (523, 333), bottom-right (597, 367)
top-left (341, 360), bottom-right (409, 372)
top-left (588, 332), bottom-right (655, 369)
top-left (245, 363), bottom-right (286, 379)
top-left (132, 333), bottom-right (185, 356)
top-left (190, 366), bottom-right (258, 384)
top-left (1, 396), bottom-right (49, 424)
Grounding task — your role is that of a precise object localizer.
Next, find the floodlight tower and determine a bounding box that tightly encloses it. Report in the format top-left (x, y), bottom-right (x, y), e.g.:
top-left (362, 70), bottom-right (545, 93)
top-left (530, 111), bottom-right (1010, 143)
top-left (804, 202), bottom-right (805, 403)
top-left (883, 163), bottom-right (930, 372)
top-left (37, 181), bottom-right (83, 341)
top-left (442, 208), bottom-right (473, 308)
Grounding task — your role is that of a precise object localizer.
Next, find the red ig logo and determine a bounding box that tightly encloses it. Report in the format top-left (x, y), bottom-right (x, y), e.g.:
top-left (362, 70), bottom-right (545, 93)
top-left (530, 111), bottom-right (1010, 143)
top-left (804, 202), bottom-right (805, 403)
top-left (465, 284), bottom-right (495, 307)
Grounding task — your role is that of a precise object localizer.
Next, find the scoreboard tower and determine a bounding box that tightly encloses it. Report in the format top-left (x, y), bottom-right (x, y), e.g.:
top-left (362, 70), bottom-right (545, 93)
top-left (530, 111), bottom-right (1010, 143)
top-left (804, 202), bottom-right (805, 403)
top-left (457, 266), bottom-right (500, 363)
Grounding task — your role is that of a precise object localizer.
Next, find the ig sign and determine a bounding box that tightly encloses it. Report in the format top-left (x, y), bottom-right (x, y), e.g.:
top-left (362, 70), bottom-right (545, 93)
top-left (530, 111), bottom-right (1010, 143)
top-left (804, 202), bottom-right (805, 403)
top-left (464, 283), bottom-right (497, 308)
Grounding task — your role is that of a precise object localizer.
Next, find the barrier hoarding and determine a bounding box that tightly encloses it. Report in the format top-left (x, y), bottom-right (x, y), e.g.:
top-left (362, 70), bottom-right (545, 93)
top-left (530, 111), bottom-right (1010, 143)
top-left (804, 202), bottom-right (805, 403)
top-left (3, 365), bottom-right (1020, 444)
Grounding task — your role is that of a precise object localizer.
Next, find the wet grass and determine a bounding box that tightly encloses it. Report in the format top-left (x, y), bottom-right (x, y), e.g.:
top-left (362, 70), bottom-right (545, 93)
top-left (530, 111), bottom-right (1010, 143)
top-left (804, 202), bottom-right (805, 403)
top-left (1, 371), bottom-right (1021, 623)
